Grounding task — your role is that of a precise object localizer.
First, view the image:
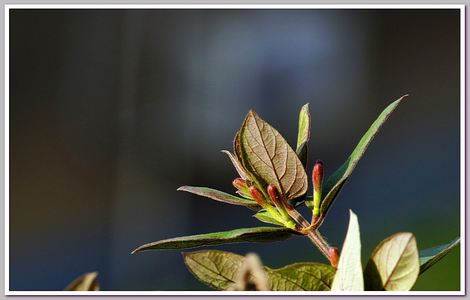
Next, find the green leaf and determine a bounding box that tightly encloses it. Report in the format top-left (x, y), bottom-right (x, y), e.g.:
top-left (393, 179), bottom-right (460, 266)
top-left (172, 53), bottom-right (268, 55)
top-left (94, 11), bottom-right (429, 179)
top-left (364, 232), bottom-right (419, 291)
top-left (131, 227), bottom-right (295, 253)
top-left (267, 262), bottom-right (336, 291)
top-left (222, 150), bottom-right (249, 179)
top-left (320, 95), bottom-right (408, 219)
top-left (183, 250), bottom-right (245, 290)
top-left (177, 186), bottom-right (259, 210)
top-left (64, 272), bottom-right (100, 291)
top-left (296, 103), bottom-right (311, 168)
top-left (253, 210), bottom-right (284, 226)
top-left (331, 210), bottom-right (364, 291)
top-left (239, 110), bottom-right (308, 201)
top-left (419, 237), bottom-right (460, 274)
top-left (183, 250), bottom-right (336, 291)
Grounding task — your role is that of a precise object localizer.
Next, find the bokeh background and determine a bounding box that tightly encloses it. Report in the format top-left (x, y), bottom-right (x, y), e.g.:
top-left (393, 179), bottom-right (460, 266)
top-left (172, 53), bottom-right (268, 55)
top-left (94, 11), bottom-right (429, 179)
top-left (9, 9), bottom-right (461, 291)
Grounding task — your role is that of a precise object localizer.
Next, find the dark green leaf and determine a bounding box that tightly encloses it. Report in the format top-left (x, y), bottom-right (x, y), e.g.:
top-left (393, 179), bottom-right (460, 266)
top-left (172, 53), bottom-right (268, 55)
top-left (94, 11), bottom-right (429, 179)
top-left (183, 250), bottom-right (244, 290)
top-left (320, 95), bottom-right (408, 219)
top-left (132, 227), bottom-right (295, 253)
top-left (64, 272), bottom-right (100, 291)
top-left (296, 103), bottom-right (311, 168)
top-left (177, 186), bottom-right (259, 210)
top-left (267, 262), bottom-right (336, 291)
top-left (239, 111), bottom-right (308, 201)
top-left (364, 232), bottom-right (419, 291)
top-left (419, 237), bottom-right (460, 274)
top-left (253, 210), bottom-right (284, 226)
top-left (331, 210), bottom-right (363, 291)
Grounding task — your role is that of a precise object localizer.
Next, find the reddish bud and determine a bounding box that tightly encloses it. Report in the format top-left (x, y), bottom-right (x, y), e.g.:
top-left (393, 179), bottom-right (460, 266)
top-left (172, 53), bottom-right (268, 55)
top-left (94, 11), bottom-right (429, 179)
top-left (267, 185), bottom-right (281, 205)
top-left (249, 186), bottom-right (266, 207)
top-left (312, 160), bottom-right (324, 193)
top-left (328, 247), bottom-right (340, 267)
top-left (232, 178), bottom-right (247, 190)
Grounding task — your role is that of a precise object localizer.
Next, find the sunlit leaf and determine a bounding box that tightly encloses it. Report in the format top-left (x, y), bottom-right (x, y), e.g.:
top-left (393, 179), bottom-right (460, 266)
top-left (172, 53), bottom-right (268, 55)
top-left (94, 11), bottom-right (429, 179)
top-left (183, 250), bottom-right (336, 291)
top-left (331, 210), bottom-right (364, 291)
top-left (419, 237), bottom-right (460, 274)
top-left (222, 150), bottom-right (249, 179)
top-left (64, 272), bottom-right (100, 291)
top-left (239, 110), bottom-right (308, 201)
top-left (253, 210), bottom-right (284, 226)
top-left (132, 227), bottom-right (295, 253)
top-left (364, 232), bottom-right (419, 291)
top-left (320, 95), bottom-right (408, 220)
top-left (177, 186), bottom-right (259, 210)
top-left (296, 103), bottom-right (311, 168)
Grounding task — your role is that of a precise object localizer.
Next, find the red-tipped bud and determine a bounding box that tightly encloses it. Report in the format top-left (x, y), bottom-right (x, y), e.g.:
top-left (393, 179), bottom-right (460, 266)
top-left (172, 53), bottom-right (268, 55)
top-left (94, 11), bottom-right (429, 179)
top-left (329, 247), bottom-right (340, 267)
top-left (312, 160), bottom-right (324, 193)
top-left (267, 185), bottom-right (281, 205)
top-left (249, 186), bottom-right (266, 207)
top-left (232, 178), bottom-right (247, 190)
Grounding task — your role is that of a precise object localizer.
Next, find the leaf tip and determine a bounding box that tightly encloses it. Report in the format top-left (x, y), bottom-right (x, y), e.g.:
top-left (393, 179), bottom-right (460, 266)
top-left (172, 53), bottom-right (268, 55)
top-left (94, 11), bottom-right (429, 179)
top-left (176, 186), bottom-right (187, 192)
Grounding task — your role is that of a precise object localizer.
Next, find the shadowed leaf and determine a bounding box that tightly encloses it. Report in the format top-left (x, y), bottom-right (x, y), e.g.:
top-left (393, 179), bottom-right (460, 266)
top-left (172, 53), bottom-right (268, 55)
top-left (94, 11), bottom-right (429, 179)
top-left (419, 237), bottom-right (460, 274)
top-left (331, 210), bottom-right (363, 291)
top-left (132, 227), bottom-right (295, 253)
top-left (239, 110), bottom-right (308, 201)
top-left (64, 272), bottom-right (100, 291)
top-left (177, 186), bottom-right (259, 210)
top-left (364, 232), bottom-right (419, 291)
top-left (296, 103), bottom-right (311, 168)
top-left (320, 95), bottom-right (408, 220)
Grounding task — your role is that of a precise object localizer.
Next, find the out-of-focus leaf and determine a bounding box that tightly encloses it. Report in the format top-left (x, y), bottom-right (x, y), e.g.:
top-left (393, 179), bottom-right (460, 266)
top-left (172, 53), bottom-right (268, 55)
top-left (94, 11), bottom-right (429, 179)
top-left (132, 227), bottom-right (295, 253)
top-left (320, 95), bottom-right (408, 219)
top-left (331, 210), bottom-right (363, 291)
top-left (253, 210), bottom-right (284, 226)
top-left (183, 250), bottom-right (245, 290)
top-left (296, 103), bottom-right (311, 168)
top-left (184, 250), bottom-right (336, 291)
top-left (222, 150), bottom-right (249, 179)
top-left (64, 272), bottom-right (100, 291)
top-left (267, 262), bottom-right (336, 291)
top-left (419, 237), bottom-right (460, 274)
top-left (177, 186), bottom-right (259, 210)
top-left (239, 110), bottom-right (308, 201)
top-left (364, 232), bottom-right (419, 291)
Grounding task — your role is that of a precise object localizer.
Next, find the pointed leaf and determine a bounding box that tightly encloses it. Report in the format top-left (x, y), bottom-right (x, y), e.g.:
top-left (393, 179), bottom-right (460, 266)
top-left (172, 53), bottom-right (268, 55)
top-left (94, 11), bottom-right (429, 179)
top-left (222, 150), bottom-right (249, 179)
top-left (184, 250), bottom-right (336, 291)
top-left (296, 103), bottom-right (311, 168)
top-left (253, 210), bottom-right (284, 226)
top-left (364, 232), bottom-right (419, 291)
top-left (177, 186), bottom-right (259, 210)
top-left (320, 95), bottom-right (408, 219)
top-left (239, 111), bottom-right (308, 201)
top-left (64, 272), bottom-right (100, 291)
top-left (183, 250), bottom-right (245, 290)
top-left (331, 210), bottom-right (364, 291)
top-left (419, 237), bottom-right (460, 274)
top-left (267, 262), bottom-right (336, 291)
top-left (132, 227), bottom-right (295, 253)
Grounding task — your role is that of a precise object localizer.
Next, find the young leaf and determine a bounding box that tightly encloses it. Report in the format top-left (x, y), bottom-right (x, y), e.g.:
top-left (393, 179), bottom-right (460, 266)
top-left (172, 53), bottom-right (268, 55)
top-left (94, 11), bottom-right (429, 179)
top-left (177, 186), bottom-right (260, 210)
top-left (184, 250), bottom-right (336, 291)
top-left (253, 210), bottom-right (284, 226)
top-left (64, 272), bottom-right (100, 291)
top-left (364, 232), bottom-right (419, 291)
top-left (296, 103), bottom-right (311, 168)
top-left (331, 210), bottom-right (364, 291)
top-left (183, 250), bottom-right (245, 290)
top-left (267, 262), bottom-right (336, 291)
top-left (222, 150), bottom-right (249, 179)
top-left (320, 95), bottom-right (408, 220)
top-left (419, 237), bottom-right (460, 274)
top-left (131, 227), bottom-right (295, 253)
top-left (239, 110), bottom-right (308, 201)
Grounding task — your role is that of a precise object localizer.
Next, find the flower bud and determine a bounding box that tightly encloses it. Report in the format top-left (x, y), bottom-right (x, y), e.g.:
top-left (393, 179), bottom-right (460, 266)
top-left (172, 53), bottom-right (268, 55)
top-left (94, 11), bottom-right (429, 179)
top-left (267, 185), bottom-right (281, 206)
top-left (329, 247), bottom-right (340, 267)
top-left (312, 160), bottom-right (324, 194)
top-left (232, 178), bottom-right (247, 190)
top-left (249, 186), bottom-right (266, 207)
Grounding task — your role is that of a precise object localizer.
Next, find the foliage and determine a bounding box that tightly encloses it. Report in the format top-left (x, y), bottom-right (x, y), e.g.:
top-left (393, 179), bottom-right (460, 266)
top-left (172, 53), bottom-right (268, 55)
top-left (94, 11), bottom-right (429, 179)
top-left (133, 96), bottom-right (460, 292)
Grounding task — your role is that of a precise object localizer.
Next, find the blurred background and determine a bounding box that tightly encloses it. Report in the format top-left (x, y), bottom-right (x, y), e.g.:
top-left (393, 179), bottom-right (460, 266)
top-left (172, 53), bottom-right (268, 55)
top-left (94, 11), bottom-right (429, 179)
top-left (9, 9), bottom-right (461, 291)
